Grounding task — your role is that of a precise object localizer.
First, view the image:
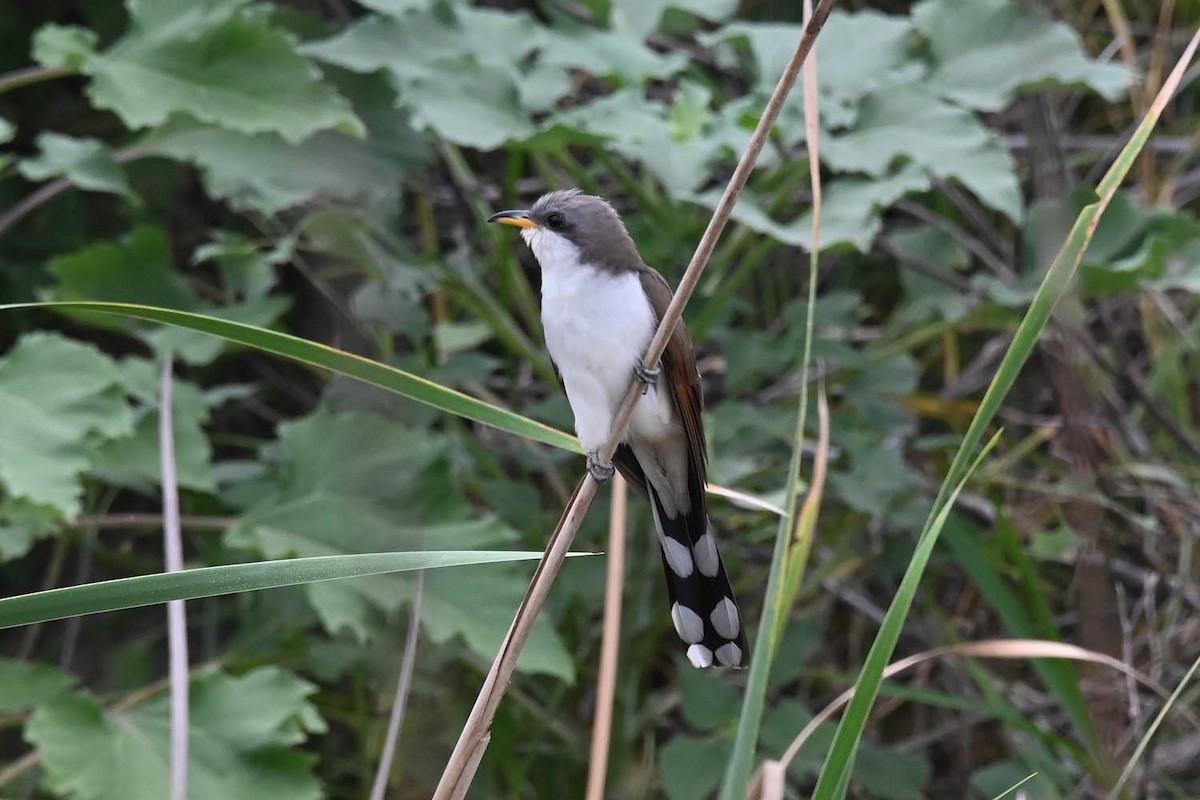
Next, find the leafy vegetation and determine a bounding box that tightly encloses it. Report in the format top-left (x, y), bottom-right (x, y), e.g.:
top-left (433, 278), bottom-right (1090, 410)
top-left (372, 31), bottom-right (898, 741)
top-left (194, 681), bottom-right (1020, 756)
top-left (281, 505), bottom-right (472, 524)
top-left (0, 0), bottom-right (1198, 797)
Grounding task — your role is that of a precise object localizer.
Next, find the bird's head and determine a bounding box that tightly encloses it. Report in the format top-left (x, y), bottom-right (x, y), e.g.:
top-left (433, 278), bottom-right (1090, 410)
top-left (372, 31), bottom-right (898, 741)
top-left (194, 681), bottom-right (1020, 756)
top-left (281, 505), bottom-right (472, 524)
top-left (488, 189), bottom-right (644, 274)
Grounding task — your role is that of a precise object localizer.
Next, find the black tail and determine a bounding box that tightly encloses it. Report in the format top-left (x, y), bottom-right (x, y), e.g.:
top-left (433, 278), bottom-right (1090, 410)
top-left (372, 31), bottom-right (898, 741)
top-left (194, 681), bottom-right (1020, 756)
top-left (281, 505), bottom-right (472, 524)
top-left (645, 481), bottom-right (748, 669)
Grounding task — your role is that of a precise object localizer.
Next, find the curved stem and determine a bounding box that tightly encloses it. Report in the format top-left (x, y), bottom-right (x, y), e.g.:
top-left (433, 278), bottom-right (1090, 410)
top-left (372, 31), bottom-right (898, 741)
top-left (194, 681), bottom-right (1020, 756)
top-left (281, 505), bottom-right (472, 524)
top-left (0, 65), bottom-right (72, 96)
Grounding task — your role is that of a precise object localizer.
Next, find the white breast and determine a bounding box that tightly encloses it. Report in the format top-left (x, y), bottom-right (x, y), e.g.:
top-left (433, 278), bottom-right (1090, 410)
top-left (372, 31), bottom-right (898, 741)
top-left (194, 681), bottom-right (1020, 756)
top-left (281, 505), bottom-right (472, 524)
top-left (525, 228), bottom-right (676, 454)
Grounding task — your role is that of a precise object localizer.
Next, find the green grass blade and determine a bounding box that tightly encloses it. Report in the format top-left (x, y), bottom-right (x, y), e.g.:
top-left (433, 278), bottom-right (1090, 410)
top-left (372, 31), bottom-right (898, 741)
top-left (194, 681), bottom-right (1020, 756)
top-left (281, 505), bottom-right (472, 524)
top-left (810, 28), bottom-right (1199, 796)
top-left (812, 434), bottom-right (1001, 799)
top-left (0, 550), bottom-right (556, 629)
top-left (0, 301), bottom-right (579, 453)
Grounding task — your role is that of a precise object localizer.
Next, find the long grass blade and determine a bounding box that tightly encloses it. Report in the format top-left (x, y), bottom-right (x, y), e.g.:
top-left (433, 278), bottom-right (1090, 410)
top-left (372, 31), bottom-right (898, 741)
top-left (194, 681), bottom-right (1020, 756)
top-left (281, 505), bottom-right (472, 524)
top-left (810, 27), bottom-right (1200, 799)
top-left (0, 301), bottom-right (579, 453)
top-left (0, 551), bottom-right (559, 629)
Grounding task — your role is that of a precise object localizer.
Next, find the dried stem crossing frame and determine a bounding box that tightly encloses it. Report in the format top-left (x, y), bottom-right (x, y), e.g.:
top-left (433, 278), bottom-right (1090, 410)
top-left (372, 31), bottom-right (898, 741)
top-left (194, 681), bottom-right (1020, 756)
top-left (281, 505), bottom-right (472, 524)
top-left (432, 2), bottom-right (839, 796)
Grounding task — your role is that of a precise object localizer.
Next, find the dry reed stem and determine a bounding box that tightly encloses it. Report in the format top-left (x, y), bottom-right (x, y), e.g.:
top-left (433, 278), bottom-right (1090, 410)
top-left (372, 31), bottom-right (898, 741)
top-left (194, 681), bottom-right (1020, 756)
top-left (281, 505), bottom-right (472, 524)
top-left (776, 639), bottom-right (1200, 773)
top-left (584, 476), bottom-right (628, 800)
top-left (158, 354), bottom-right (189, 800)
top-left (433, 4), bottom-right (837, 796)
top-left (369, 570), bottom-right (425, 800)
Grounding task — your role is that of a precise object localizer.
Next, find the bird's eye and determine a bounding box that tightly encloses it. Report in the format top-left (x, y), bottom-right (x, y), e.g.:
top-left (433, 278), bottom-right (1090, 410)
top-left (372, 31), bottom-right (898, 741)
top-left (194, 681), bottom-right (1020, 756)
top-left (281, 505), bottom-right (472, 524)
top-left (546, 212), bottom-right (565, 230)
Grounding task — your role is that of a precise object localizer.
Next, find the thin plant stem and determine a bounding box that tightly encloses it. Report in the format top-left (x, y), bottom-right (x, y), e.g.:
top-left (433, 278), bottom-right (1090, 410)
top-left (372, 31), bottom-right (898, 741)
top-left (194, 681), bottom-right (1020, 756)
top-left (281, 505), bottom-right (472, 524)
top-left (584, 476), bottom-right (628, 800)
top-left (159, 353), bottom-right (189, 800)
top-left (369, 571), bottom-right (425, 800)
top-left (432, 4), bottom-right (836, 796)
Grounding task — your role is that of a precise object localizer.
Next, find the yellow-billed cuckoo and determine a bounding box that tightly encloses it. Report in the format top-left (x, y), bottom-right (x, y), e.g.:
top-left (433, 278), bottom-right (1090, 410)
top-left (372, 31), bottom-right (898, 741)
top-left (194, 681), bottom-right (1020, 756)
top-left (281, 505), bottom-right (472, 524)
top-left (489, 189), bottom-right (748, 668)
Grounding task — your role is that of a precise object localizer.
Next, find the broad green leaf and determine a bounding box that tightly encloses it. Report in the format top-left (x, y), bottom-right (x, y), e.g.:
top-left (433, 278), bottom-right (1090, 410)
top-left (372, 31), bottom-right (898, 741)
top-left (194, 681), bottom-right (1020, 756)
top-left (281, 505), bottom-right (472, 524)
top-left (226, 409), bottom-right (574, 679)
top-left (538, 27), bottom-right (688, 85)
top-left (50, 225), bottom-right (196, 311)
top-left (27, 667), bottom-right (323, 800)
top-left (661, 734), bottom-right (732, 800)
top-left (0, 301), bottom-right (580, 453)
top-left (707, 12), bottom-right (919, 106)
top-left (422, 565), bottom-right (575, 681)
top-left (0, 659), bottom-right (76, 712)
top-left (688, 163), bottom-right (931, 252)
top-left (144, 120), bottom-right (404, 215)
top-left (304, 6), bottom-right (542, 81)
top-left (85, 7), bottom-right (362, 142)
top-left (0, 118), bottom-right (12, 144)
top-left (554, 90), bottom-right (718, 194)
top-left (89, 357), bottom-right (215, 492)
top-left (822, 83), bottom-right (1022, 220)
top-left (0, 498), bottom-right (64, 561)
top-left (0, 333), bottom-right (132, 517)
top-left (914, 0), bottom-right (1130, 111)
top-left (31, 23), bottom-right (97, 69)
top-left (401, 56), bottom-right (534, 149)
top-left (47, 226), bottom-right (292, 366)
top-left (18, 133), bottom-right (134, 199)
top-left (610, 0), bottom-right (737, 38)
top-left (0, 550), bottom-right (552, 630)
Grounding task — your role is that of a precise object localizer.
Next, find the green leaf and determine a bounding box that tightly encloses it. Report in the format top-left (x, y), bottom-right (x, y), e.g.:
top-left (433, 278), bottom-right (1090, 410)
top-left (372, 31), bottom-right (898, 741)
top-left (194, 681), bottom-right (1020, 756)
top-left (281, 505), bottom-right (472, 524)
top-left (914, 0), bottom-right (1130, 111)
top-left (538, 27), bottom-right (688, 85)
top-left (823, 83), bottom-right (1022, 220)
top-left (0, 551), bottom-right (553, 630)
top-left (225, 409), bottom-right (575, 678)
top-left (610, 0), bottom-right (737, 38)
top-left (31, 23), bottom-right (98, 70)
top-left (0, 498), bottom-right (64, 562)
top-left (85, 6), bottom-right (362, 142)
top-left (688, 163), bottom-right (931, 252)
top-left (18, 133), bottom-right (134, 199)
top-left (0, 333), bottom-right (133, 517)
top-left (709, 12), bottom-right (919, 107)
top-left (27, 667), bottom-right (324, 800)
top-left (0, 301), bottom-right (580, 453)
top-left (660, 734), bottom-right (732, 800)
top-left (0, 659), bottom-right (76, 712)
top-left (422, 565), bottom-right (575, 681)
top-left (50, 226), bottom-right (195, 309)
top-left (89, 357), bottom-right (215, 493)
top-left (48, 226), bottom-right (291, 366)
top-left (144, 119), bottom-right (404, 215)
top-left (0, 118), bottom-right (13, 145)
top-left (401, 56), bottom-right (534, 149)
top-left (224, 411), bottom-right (574, 677)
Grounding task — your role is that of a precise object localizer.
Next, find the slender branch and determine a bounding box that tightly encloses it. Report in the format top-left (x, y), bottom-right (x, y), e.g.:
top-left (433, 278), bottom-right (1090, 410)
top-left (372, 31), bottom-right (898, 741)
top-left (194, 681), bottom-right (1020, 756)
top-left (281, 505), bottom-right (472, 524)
top-left (0, 147), bottom-right (143, 238)
top-left (0, 65), bottom-right (71, 96)
top-left (369, 571), bottom-right (425, 800)
top-left (71, 513), bottom-right (235, 530)
top-left (159, 354), bottom-right (190, 800)
top-left (584, 476), bottom-right (628, 800)
top-left (432, 4), bottom-right (837, 796)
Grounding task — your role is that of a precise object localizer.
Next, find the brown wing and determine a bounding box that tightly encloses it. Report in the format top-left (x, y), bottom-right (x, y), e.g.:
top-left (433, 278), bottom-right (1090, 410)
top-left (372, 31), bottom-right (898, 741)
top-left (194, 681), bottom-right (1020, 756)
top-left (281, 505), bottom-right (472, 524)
top-left (636, 267), bottom-right (708, 483)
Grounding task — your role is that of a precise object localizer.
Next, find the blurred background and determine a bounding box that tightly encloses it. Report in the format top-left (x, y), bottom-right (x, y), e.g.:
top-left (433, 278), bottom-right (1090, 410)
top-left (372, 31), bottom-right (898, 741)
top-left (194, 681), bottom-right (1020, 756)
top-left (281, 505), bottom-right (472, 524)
top-left (0, 0), bottom-right (1197, 797)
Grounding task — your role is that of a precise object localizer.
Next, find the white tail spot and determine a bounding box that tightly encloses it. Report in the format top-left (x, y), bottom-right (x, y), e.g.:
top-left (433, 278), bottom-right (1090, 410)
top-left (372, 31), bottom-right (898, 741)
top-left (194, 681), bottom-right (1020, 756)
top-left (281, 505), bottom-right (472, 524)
top-left (662, 536), bottom-right (694, 578)
top-left (670, 603), bottom-right (705, 644)
top-left (715, 642), bottom-right (743, 666)
top-left (693, 532), bottom-right (720, 577)
top-left (710, 597), bottom-right (740, 640)
top-left (686, 644), bottom-right (714, 668)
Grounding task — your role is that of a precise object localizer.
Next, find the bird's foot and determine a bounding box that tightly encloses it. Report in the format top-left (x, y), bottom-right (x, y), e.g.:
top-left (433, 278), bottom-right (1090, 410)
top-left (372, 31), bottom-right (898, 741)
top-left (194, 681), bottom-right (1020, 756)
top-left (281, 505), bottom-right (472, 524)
top-left (633, 362), bottom-right (661, 395)
top-left (586, 451), bottom-right (615, 482)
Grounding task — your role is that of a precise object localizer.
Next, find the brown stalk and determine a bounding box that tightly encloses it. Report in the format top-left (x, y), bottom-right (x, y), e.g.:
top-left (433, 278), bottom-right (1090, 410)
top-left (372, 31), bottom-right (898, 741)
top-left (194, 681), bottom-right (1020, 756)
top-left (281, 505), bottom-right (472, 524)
top-left (584, 475), bottom-right (628, 800)
top-left (432, 4), bottom-right (837, 796)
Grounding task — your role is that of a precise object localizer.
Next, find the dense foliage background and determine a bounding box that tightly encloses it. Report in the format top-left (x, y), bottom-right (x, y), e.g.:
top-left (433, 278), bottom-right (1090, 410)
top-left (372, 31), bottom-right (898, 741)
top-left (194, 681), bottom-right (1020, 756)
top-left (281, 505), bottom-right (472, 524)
top-left (0, 0), bottom-right (1197, 797)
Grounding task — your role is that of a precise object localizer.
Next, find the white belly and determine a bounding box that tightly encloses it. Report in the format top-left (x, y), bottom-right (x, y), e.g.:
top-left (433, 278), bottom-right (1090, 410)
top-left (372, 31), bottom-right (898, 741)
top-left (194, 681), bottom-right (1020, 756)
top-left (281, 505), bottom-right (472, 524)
top-left (536, 250), bottom-right (675, 454)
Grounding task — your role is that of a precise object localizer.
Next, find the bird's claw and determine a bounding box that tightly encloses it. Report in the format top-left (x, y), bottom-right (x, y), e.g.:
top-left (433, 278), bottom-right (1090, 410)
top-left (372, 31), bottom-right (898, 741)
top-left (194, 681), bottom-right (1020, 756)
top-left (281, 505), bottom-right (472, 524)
top-left (633, 362), bottom-right (661, 395)
top-left (586, 451), bottom-right (615, 482)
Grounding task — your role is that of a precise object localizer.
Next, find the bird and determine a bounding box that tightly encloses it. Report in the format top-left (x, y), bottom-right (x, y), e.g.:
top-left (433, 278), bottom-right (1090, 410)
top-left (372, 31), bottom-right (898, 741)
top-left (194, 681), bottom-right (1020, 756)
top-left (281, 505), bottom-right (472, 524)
top-left (489, 189), bottom-right (748, 668)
